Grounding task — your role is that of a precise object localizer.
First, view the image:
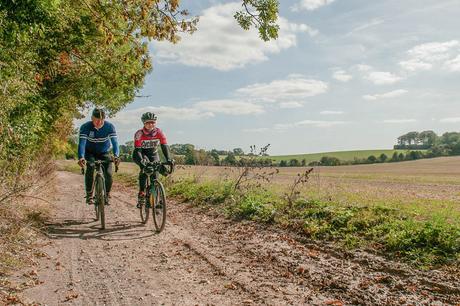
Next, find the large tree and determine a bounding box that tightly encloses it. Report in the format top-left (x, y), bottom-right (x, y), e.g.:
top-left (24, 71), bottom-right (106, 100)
top-left (0, 0), bottom-right (280, 188)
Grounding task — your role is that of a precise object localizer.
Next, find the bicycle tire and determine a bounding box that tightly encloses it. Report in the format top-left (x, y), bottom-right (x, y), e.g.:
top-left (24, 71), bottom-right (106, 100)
top-left (94, 201), bottom-right (99, 221)
top-left (95, 175), bottom-right (106, 230)
top-left (140, 189), bottom-right (150, 224)
top-left (152, 180), bottom-right (166, 233)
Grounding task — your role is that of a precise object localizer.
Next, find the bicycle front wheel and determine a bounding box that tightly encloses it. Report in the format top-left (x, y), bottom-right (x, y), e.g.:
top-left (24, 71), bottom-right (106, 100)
top-left (152, 181), bottom-right (166, 233)
top-left (94, 202), bottom-right (100, 221)
top-left (140, 190), bottom-right (150, 224)
top-left (95, 175), bottom-right (106, 230)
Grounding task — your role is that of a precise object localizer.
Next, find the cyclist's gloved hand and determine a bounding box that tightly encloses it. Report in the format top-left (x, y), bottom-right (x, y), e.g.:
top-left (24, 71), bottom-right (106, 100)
top-left (113, 156), bottom-right (120, 167)
top-left (166, 159), bottom-right (174, 166)
top-left (140, 158), bottom-right (148, 169)
top-left (78, 158), bottom-right (86, 168)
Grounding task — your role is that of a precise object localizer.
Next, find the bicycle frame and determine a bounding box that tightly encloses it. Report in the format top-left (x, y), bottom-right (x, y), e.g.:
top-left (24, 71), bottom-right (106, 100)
top-left (81, 159), bottom-right (111, 229)
top-left (139, 161), bottom-right (173, 232)
top-left (82, 160), bottom-right (107, 201)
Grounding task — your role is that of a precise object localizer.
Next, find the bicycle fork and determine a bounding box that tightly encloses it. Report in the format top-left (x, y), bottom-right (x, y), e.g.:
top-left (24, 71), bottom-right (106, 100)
top-left (149, 178), bottom-right (157, 207)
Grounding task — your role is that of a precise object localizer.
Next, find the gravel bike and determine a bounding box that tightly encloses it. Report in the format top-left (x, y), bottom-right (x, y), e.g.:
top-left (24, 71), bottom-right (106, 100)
top-left (139, 161), bottom-right (174, 232)
top-left (81, 159), bottom-right (118, 230)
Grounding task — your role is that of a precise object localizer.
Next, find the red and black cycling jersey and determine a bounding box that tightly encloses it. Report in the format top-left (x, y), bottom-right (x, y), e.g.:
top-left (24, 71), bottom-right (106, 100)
top-left (134, 127), bottom-right (167, 153)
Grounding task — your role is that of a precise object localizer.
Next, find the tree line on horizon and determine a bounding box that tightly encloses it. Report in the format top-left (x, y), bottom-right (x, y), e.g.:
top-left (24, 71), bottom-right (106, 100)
top-left (394, 130), bottom-right (460, 154)
top-left (64, 130), bottom-right (460, 167)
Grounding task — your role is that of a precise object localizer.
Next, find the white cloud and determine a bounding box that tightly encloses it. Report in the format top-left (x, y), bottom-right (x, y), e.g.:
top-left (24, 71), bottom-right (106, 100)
top-left (243, 127), bottom-right (269, 133)
top-left (194, 99), bottom-right (264, 115)
top-left (399, 59), bottom-right (433, 71)
top-left (440, 117), bottom-right (460, 123)
top-left (279, 102), bottom-right (304, 108)
top-left (291, 0), bottom-right (335, 12)
top-left (287, 73), bottom-right (306, 79)
top-left (111, 75), bottom-right (329, 125)
top-left (320, 110), bottom-right (344, 115)
top-left (363, 89), bottom-right (408, 101)
top-left (445, 55), bottom-right (460, 72)
top-left (236, 76), bottom-right (328, 102)
top-left (400, 40), bottom-right (460, 72)
top-left (332, 70), bottom-right (353, 82)
top-left (111, 100), bottom-right (263, 126)
top-left (275, 119), bottom-right (347, 129)
top-left (297, 120), bottom-right (347, 127)
top-left (356, 64), bottom-right (372, 72)
top-left (112, 106), bottom-right (214, 125)
top-left (366, 71), bottom-right (403, 85)
top-left (383, 119), bottom-right (417, 124)
top-left (154, 2), bottom-right (317, 71)
top-left (355, 64), bottom-right (403, 85)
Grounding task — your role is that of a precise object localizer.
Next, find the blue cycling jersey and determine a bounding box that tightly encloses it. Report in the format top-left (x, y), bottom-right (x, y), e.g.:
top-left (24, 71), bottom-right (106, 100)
top-left (78, 121), bottom-right (119, 159)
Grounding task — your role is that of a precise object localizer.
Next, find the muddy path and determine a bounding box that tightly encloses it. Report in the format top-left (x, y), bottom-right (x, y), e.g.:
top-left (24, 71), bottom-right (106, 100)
top-left (11, 171), bottom-right (460, 305)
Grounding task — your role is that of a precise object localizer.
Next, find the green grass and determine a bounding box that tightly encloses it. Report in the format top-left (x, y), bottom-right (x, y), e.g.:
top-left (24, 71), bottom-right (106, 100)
top-left (165, 177), bottom-right (460, 267)
top-left (266, 149), bottom-right (421, 163)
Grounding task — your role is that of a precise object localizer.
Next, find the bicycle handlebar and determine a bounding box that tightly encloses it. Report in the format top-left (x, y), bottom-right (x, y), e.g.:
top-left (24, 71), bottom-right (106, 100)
top-left (142, 161), bottom-right (175, 175)
top-left (79, 159), bottom-right (118, 175)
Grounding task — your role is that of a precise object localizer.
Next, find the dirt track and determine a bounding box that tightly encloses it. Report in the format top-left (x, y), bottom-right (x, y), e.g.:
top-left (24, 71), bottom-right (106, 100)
top-left (13, 171), bottom-right (460, 305)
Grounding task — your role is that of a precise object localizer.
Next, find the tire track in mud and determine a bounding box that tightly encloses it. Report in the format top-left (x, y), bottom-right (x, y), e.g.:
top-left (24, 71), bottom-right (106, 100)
top-left (15, 171), bottom-right (460, 305)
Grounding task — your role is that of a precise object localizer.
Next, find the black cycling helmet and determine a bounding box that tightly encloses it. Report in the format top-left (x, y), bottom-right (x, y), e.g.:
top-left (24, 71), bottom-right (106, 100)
top-left (141, 112), bottom-right (157, 123)
top-left (92, 108), bottom-right (106, 119)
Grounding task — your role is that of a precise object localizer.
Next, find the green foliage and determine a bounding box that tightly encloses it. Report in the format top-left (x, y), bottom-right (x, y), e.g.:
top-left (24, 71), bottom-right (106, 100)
top-left (391, 151), bottom-right (399, 162)
top-left (233, 148), bottom-right (244, 156)
top-left (269, 150), bottom-right (411, 165)
top-left (367, 155), bottom-right (377, 163)
top-left (320, 156), bottom-right (341, 166)
top-left (379, 153), bottom-right (388, 162)
top-left (395, 130), bottom-right (460, 157)
top-left (223, 152), bottom-right (237, 166)
top-left (184, 146), bottom-right (196, 165)
top-left (228, 191), bottom-right (277, 222)
top-left (168, 178), bottom-right (234, 205)
top-left (234, 0), bottom-right (279, 41)
top-left (171, 144), bottom-right (195, 155)
top-left (372, 219), bottom-right (460, 265)
top-left (1, 0), bottom-right (200, 192)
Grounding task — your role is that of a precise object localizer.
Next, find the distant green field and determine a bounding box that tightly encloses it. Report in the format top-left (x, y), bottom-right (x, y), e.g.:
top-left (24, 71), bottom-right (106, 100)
top-left (266, 149), bottom-right (420, 163)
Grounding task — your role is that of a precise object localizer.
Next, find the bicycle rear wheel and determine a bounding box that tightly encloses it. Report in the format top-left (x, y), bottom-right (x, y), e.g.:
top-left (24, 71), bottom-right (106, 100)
top-left (152, 181), bottom-right (166, 233)
top-left (95, 175), bottom-right (106, 230)
top-left (140, 190), bottom-right (150, 224)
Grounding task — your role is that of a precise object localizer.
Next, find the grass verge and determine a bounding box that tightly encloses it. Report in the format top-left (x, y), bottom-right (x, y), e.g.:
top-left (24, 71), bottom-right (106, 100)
top-left (167, 177), bottom-right (460, 268)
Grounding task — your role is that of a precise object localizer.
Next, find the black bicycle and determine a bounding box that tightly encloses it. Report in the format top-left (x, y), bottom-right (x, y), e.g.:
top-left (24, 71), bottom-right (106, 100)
top-left (139, 161), bottom-right (174, 232)
top-left (81, 159), bottom-right (118, 230)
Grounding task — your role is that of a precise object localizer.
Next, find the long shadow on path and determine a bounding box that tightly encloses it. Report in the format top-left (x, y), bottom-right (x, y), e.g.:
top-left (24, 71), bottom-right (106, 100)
top-left (45, 218), bottom-right (156, 241)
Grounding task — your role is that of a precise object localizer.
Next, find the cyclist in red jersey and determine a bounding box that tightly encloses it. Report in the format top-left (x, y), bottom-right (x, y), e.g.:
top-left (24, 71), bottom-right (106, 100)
top-left (132, 112), bottom-right (173, 208)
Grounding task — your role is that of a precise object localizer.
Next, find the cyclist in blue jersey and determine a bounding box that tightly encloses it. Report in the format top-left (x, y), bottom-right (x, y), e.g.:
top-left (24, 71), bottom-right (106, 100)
top-left (78, 108), bottom-right (120, 205)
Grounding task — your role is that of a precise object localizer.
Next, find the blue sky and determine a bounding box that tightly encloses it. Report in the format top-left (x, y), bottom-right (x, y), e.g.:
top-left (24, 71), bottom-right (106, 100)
top-left (78, 0), bottom-right (460, 155)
